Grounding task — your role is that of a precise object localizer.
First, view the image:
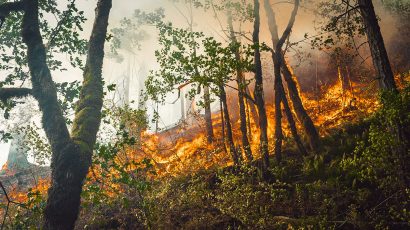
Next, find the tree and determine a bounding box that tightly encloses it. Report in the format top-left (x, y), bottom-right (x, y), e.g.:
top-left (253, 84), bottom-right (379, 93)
top-left (227, 8), bottom-right (253, 162)
top-left (358, 0), bottom-right (409, 187)
top-left (143, 13), bottom-right (215, 142)
top-left (146, 21), bottom-right (246, 165)
top-left (0, 0), bottom-right (112, 228)
top-left (202, 37), bottom-right (251, 165)
top-left (263, 0), bottom-right (319, 152)
top-left (252, 0), bottom-right (270, 178)
top-left (270, 0), bottom-right (307, 162)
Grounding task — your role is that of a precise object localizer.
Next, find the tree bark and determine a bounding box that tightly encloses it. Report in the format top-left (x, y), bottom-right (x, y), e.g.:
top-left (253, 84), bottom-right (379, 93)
top-left (253, 0), bottom-right (270, 178)
top-left (227, 10), bottom-right (253, 162)
top-left (204, 85), bottom-right (214, 143)
top-left (358, 0), bottom-right (397, 91)
top-left (20, 0), bottom-right (112, 229)
top-left (220, 85), bottom-right (240, 166)
top-left (263, 0), bottom-right (320, 151)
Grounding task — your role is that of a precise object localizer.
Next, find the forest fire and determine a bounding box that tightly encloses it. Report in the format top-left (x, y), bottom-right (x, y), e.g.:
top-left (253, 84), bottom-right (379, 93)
top-left (0, 71), bottom-right (403, 227)
top-left (0, 0), bottom-right (408, 228)
top-left (92, 77), bottom-right (383, 179)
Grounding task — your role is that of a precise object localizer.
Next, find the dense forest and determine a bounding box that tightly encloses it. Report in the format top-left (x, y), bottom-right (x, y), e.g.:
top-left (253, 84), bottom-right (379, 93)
top-left (0, 0), bottom-right (409, 229)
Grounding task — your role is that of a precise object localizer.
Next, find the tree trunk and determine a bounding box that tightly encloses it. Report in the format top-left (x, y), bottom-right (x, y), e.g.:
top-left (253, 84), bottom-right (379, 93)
top-left (245, 97), bottom-right (253, 137)
top-left (282, 65), bottom-right (320, 151)
top-left (358, 0), bottom-right (397, 91)
top-left (246, 85), bottom-right (259, 124)
top-left (220, 98), bottom-right (228, 154)
top-left (220, 85), bottom-right (240, 166)
top-left (204, 85), bottom-right (214, 143)
top-left (273, 53), bottom-right (307, 158)
top-left (227, 10), bottom-right (253, 162)
top-left (273, 58), bottom-right (283, 163)
top-left (281, 84), bottom-right (307, 156)
top-left (264, 0), bottom-right (320, 151)
top-left (21, 0), bottom-right (112, 228)
top-left (253, 0), bottom-right (270, 178)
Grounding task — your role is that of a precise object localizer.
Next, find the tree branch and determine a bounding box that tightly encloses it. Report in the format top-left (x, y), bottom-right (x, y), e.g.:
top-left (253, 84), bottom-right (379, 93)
top-left (0, 87), bottom-right (31, 102)
top-left (0, 1), bottom-right (24, 27)
top-left (276, 0), bottom-right (300, 50)
top-left (71, 0), bottom-right (112, 152)
top-left (22, 0), bottom-right (72, 153)
top-left (0, 1), bottom-right (24, 15)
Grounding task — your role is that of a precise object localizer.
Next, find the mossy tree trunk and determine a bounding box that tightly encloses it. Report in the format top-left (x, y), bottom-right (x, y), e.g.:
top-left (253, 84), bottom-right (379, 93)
top-left (10, 0), bottom-right (113, 229)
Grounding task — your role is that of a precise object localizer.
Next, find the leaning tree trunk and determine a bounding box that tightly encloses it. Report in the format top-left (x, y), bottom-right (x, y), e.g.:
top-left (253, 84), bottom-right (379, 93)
top-left (263, 0), bottom-right (320, 151)
top-left (273, 52), bottom-right (308, 159)
top-left (220, 85), bottom-right (240, 166)
top-left (282, 65), bottom-right (320, 150)
top-left (204, 85), bottom-right (214, 143)
top-left (228, 10), bottom-right (253, 162)
top-left (358, 0), bottom-right (397, 91)
top-left (281, 91), bottom-right (308, 156)
top-left (253, 0), bottom-right (270, 178)
top-left (21, 0), bottom-right (112, 229)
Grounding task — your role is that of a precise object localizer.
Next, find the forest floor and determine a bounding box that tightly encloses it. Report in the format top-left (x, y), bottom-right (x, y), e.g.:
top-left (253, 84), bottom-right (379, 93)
top-left (78, 114), bottom-right (409, 229)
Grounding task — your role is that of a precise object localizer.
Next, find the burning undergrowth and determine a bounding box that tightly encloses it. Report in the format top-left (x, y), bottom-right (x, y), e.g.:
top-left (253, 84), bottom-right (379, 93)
top-left (1, 69), bottom-right (407, 228)
top-left (88, 74), bottom-right (391, 181)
